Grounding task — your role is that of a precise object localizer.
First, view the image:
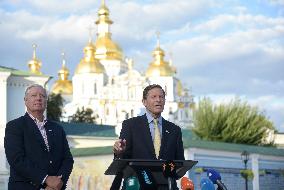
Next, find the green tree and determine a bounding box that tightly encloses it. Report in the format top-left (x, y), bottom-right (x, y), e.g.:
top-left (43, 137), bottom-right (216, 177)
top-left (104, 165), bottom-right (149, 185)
top-left (192, 97), bottom-right (275, 146)
top-left (69, 107), bottom-right (96, 124)
top-left (47, 93), bottom-right (64, 121)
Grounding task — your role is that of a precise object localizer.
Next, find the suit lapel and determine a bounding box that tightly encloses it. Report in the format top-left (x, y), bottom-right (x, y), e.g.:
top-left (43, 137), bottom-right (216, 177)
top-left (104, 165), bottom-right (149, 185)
top-left (139, 114), bottom-right (156, 158)
top-left (24, 113), bottom-right (47, 151)
top-left (160, 118), bottom-right (170, 158)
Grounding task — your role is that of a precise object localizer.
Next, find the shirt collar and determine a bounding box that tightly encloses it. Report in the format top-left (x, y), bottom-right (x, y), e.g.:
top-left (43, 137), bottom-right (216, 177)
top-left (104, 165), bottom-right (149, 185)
top-left (27, 112), bottom-right (47, 125)
top-left (145, 110), bottom-right (162, 125)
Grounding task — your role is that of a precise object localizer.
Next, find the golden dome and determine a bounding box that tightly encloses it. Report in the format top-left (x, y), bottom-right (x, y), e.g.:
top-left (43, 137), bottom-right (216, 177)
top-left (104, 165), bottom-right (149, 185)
top-left (51, 53), bottom-right (73, 95)
top-left (75, 41), bottom-right (105, 74)
top-left (95, 34), bottom-right (123, 60)
top-left (52, 80), bottom-right (73, 95)
top-left (28, 44), bottom-right (42, 74)
top-left (145, 46), bottom-right (176, 77)
top-left (146, 32), bottom-right (176, 77)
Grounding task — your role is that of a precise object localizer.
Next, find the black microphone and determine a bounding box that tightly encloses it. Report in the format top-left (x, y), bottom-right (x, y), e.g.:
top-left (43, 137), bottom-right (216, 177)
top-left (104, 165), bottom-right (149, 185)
top-left (206, 169), bottom-right (228, 190)
top-left (135, 168), bottom-right (156, 190)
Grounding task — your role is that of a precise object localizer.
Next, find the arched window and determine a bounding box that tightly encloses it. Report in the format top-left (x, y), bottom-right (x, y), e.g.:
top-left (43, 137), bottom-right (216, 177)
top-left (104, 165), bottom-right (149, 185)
top-left (94, 83), bottom-right (97, 94)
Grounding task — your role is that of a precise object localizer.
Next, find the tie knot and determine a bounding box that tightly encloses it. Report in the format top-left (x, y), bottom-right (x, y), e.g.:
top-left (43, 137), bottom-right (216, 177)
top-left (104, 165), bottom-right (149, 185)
top-left (153, 119), bottom-right (158, 126)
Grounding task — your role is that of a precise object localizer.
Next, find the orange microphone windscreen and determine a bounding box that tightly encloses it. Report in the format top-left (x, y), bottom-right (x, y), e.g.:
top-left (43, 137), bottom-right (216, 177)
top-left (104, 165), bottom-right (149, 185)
top-left (181, 176), bottom-right (194, 190)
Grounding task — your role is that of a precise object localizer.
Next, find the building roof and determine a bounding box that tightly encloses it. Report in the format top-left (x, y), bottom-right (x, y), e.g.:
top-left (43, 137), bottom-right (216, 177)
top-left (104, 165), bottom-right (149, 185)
top-left (184, 139), bottom-right (284, 157)
top-left (71, 146), bottom-right (113, 157)
top-left (60, 122), bottom-right (116, 137)
top-left (0, 65), bottom-right (49, 77)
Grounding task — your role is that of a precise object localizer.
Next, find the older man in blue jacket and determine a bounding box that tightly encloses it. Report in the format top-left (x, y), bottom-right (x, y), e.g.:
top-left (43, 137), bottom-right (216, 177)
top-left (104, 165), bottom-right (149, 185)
top-left (4, 84), bottom-right (74, 190)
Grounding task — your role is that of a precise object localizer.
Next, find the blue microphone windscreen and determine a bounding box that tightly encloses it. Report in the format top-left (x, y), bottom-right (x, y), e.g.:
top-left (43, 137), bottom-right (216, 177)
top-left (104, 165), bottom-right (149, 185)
top-left (207, 169), bottom-right (221, 183)
top-left (200, 178), bottom-right (215, 190)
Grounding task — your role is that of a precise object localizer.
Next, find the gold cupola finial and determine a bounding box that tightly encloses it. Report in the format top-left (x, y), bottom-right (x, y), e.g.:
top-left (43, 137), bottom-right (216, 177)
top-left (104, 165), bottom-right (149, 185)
top-left (32, 44), bottom-right (37, 59)
top-left (28, 44), bottom-right (42, 74)
top-left (96, 0), bottom-right (113, 26)
top-left (51, 52), bottom-right (73, 95)
top-left (75, 32), bottom-right (105, 74)
top-left (58, 52), bottom-right (69, 81)
top-left (156, 31), bottom-right (160, 48)
top-left (145, 32), bottom-right (176, 77)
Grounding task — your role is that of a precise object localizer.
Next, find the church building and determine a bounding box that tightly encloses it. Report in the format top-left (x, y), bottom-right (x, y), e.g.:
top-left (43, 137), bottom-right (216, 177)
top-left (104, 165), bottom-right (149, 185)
top-left (50, 0), bottom-right (195, 128)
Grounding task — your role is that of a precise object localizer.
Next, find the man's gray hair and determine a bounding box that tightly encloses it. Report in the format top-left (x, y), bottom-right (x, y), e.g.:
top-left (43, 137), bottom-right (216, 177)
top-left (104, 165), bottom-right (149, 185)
top-left (24, 84), bottom-right (47, 98)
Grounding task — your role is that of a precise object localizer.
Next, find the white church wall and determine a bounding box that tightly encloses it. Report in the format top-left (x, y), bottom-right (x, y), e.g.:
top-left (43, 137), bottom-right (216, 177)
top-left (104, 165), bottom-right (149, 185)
top-left (6, 79), bottom-right (28, 122)
top-left (0, 72), bottom-right (10, 126)
top-left (100, 59), bottom-right (121, 78)
top-left (72, 73), bottom-right (104, 101)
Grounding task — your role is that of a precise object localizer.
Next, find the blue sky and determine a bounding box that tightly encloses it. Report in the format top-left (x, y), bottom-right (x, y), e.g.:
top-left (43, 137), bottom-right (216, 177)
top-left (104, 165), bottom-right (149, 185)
top-left (0, 0), bottom-right (284, 131)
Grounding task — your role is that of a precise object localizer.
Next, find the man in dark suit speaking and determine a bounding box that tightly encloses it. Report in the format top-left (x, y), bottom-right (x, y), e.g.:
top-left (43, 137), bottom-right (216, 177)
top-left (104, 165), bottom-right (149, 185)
top-left (4, 84), bottom-right (74, 190)
top-left (112, 84), bottom-right (185, 189)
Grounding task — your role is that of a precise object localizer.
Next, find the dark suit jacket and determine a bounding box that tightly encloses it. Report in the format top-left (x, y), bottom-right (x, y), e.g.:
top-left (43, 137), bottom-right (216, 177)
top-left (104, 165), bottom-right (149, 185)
top-left (4, 113), bottom-right (74, 190)
top-left (111, 114), bottom-right (184, 189)
top-left (120, 114), bottom-right (184, 160)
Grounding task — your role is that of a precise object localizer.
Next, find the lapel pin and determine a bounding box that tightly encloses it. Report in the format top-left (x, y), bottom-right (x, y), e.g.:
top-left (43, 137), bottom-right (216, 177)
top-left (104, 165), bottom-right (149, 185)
top-left (166, 130), bottom-right (170, 133)
top-left (48, 130), bottom-right (52, 132)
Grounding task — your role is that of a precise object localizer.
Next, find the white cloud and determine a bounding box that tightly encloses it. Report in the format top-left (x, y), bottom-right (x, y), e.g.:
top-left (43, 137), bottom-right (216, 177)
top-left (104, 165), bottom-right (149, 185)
top-left (249, 95), bottom-right (284, 111)
top-left (4, 0), bottom-right (98, 15)
top-left (268, 0), bottom-right (284, 6)
top-left (20, 15), bottom-right (93, 42)
top-left (166, 12), bottom-right (284, 40)
top-left (109, 0), bottom-right (217, 44)
top-left (167, 14), bottom-right (284, 70)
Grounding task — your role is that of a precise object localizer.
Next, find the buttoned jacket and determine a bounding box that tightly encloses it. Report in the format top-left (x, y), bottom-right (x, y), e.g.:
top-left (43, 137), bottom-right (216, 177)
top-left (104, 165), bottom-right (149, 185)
top-left (4, 113), bottom-right (74, 190)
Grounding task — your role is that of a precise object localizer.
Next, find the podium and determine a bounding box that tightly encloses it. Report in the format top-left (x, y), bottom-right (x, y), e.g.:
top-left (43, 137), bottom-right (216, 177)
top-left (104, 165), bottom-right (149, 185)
top-left (105, 159), bottom-right (198, 190)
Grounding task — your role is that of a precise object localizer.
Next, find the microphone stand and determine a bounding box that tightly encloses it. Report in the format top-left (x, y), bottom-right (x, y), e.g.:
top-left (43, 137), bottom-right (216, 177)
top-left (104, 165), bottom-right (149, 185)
top-left (163, 161), bottom-right (176, 190)
top-left (216, 180), bottom-right (228, 190)
top-left (167, 177), bottom-right (172, 190)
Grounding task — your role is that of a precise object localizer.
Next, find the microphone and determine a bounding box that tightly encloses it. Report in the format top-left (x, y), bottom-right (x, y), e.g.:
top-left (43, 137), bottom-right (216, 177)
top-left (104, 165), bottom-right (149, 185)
top-left (125, 176), bottom-right (140, 190)
top-left (200, 178), bottom-right (215, 190)
top-left (181, 176), bottom-right (194, 190)
top-left (206, 169), bottom-right (228, 190)
top-left (135, 169), bottom-right (156, 190)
